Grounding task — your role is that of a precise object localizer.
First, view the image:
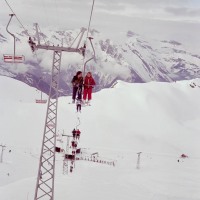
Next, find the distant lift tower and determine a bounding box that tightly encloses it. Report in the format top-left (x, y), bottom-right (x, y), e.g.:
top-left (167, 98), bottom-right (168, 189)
top-left (33, 23), bottom-right (86, 200)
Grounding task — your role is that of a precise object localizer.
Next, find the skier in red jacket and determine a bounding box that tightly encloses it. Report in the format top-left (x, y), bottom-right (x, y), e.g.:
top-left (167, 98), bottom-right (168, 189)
top-left (83, 72), bottom-right (96, 104)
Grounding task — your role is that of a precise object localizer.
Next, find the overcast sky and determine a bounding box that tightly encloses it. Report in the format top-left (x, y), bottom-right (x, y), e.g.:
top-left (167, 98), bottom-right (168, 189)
top-left (1, 0), bottom-right (200, 52)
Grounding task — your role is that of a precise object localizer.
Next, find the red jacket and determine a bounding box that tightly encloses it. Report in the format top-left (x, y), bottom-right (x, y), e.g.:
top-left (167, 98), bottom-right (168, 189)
top-left (84, 76), bottom-right (95, 89)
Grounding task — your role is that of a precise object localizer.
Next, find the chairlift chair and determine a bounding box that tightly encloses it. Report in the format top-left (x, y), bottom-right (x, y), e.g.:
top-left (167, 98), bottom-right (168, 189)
top-left (4, 14), bottom-right (25, 63)
top-left (35, 91), bottom-right (47, 104)
top-left (35, 77), bottom-right (47, 104)
top-left (3, 54), bottom-right (25, 63)
top-left (83, 36), bottom-right (95, 77)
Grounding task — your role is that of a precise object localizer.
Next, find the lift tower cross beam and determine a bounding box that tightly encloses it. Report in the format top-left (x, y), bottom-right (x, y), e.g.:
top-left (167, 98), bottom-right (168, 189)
top-left (34, 24), bottom-right (86, 200)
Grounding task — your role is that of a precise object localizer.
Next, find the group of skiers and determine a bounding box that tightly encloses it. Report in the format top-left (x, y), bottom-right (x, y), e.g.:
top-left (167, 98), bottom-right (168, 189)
top-left (71, 71), bottom-right (96, 104)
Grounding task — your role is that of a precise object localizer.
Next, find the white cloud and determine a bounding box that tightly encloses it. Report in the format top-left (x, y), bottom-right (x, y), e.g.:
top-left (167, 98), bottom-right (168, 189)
top-left (165, 7), bottom-right (200, 17)
top-left (1, 0), bottom-right (200, 54)
top-left (2, 0), bottom-right (200, 27)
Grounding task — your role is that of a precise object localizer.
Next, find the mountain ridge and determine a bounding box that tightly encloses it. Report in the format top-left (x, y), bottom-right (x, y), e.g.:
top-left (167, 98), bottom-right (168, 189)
top-left (0, 26), bottom-right (200, 96)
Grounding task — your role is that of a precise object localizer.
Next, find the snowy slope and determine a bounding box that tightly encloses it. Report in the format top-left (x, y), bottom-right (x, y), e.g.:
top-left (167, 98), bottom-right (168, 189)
top-left (0, 76), bottom-right (200, 200)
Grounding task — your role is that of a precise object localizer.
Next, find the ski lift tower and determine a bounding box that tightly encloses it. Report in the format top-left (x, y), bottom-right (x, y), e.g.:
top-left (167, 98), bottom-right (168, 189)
top-left (33, 23), bottom-right (86, 200)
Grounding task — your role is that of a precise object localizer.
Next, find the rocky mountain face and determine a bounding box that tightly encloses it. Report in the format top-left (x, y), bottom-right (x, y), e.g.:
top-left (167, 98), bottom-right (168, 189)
top-left (0, 26), bottom-right (200, 97)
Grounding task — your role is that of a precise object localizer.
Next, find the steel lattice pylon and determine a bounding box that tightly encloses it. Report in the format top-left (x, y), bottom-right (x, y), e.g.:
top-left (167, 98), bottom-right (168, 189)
top-left (34, 50), bottom-right (61, 200)
top-left (32, 23), bottom-right (87, 200)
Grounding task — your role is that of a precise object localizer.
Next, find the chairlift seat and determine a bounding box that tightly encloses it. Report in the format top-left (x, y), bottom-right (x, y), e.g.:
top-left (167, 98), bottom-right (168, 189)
top-left (55, 147), bottom-right (61, 153)
top-left (3, 54), bottom-right (25, 63)
top-left (65, 154), bottom-right (75, 160)
top-left (35, 99), bottom-right (47, 104)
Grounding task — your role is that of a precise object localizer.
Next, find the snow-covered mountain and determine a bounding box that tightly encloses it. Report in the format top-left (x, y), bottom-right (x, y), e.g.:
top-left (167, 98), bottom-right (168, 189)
top-left (1, 76), bottom-right (200, 200)
top-left (0, 25), bottom-right (200, 96)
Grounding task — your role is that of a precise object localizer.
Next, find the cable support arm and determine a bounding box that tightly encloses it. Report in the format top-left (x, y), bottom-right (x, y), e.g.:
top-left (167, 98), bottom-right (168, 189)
top-left (83, 37), bottom-right (96, 77)
top-left (69, 27), bottom-right (87, 49)
top-left (6, 14), bottom-right (16, 57)
top-left (4, 0), bottom-right (30, 36)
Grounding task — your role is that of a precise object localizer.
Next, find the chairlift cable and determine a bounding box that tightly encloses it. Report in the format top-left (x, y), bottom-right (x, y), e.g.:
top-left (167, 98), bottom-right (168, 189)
top-left (82, 0), bottom-right (95, 76)
top-left (76, 116), bottom-right (81, 129)
top-left (86, 0), bottom-right (95, 40)
top-left (4, 1), bottom-right (43, 67)
top-left (4, 0), bottom-right (42, 58)
top-left (4, 0), bottom-right (30, 37)
top-left (82, 0), bottom-right (95, 57)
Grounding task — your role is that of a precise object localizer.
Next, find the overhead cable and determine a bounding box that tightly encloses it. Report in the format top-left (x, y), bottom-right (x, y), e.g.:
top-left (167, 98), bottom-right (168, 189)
top-left (4, 0), bottom-right (30, 36)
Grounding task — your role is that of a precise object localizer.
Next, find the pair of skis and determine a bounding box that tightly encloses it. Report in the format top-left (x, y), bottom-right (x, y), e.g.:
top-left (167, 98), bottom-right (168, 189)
top-left (68, 101), bottom-right (91, 106)
top-left (68, 100), bottom-right (91, 113)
